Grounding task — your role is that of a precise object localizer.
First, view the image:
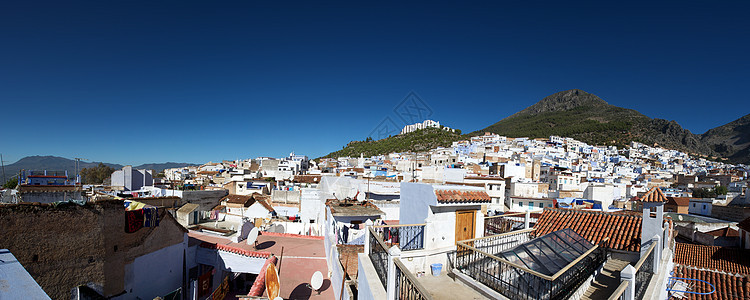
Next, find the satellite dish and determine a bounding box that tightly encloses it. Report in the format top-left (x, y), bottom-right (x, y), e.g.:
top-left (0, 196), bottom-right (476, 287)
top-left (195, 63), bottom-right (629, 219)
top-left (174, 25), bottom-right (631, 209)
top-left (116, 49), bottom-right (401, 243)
top-left (247, 227), bottom-right (259, 246)
top-left (311, 271), bottom-right (323, 290)
top-left (265, 262), bottom-right (280, 300)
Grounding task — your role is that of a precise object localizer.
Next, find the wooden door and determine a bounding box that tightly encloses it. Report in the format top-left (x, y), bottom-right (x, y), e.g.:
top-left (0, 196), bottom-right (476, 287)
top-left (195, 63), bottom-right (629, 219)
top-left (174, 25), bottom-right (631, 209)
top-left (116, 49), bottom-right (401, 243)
top-left (455, 210), bottom-right (476, 244)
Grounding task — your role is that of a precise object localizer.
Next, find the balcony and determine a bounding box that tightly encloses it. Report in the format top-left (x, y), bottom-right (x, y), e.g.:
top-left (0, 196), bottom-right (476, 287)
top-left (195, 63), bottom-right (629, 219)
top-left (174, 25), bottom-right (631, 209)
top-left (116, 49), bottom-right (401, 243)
top-left (364, 224), bottom-right (434, 300)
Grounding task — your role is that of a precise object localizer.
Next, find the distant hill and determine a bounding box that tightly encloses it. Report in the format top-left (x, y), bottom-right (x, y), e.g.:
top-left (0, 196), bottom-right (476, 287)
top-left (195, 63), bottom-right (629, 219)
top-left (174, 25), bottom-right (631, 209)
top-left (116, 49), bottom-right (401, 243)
top-left (471, 89), bottom-right (734, 160)
top-left (701, 114), bottom-right (750, 164)
top-left (320, 127), bottom-right (464, 159)
top-left (0, 156), bottom-right (197, 185)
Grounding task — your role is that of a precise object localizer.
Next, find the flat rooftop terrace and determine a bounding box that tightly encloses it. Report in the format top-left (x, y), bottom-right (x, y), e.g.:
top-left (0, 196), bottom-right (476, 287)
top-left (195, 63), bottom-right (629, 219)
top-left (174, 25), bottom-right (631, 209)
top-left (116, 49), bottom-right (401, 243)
top-left (189, 230), bottom-right (334, 300)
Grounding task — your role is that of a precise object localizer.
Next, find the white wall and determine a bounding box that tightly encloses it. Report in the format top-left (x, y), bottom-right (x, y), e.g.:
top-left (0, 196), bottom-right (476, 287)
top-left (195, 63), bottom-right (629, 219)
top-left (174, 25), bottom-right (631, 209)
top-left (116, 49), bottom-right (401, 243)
top-left (399, 183), bottom-right (437, 225)
top-left (371, 200), bottom-right (400, 221)
top-left (119, 236), bottom-right (186, 300)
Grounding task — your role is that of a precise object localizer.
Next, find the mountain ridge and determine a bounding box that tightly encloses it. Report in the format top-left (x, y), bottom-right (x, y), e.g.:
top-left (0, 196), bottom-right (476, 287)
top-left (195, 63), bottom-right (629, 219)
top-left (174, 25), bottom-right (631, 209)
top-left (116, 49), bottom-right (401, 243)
top-left (321, 89), bottom-right (748, 163)
top-left (1, 156), bottom-right (197, 185)
top-left (473, 89), bottom-right (748, 163)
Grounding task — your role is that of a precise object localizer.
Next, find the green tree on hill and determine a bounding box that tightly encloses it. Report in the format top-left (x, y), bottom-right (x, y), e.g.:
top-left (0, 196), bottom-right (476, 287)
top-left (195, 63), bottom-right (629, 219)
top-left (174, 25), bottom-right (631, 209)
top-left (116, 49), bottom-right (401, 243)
top-left (2, 177), bottom-right (18, 189)
top-left (80, 163), bottom-right (115, 184)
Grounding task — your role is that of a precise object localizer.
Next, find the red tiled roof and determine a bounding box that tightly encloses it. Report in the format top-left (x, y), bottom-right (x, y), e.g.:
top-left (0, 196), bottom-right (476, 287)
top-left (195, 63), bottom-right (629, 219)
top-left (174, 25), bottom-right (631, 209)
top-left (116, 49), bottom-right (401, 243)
top-left (199, 242), bottom-right (271, 258)
top-left (434, 190), bottom-right (491, 204)
top-left (704, 227), bottom-right (739, 238)
top-left (534, 209), bottom-right (642, 252)
top-left (292, 175), bottom-right (321, 183)
top-left (222, 194), bottom-right (254, 205)
top-left (674, 243), bottom-right (750, 274)
top-left (738, 217), bottom-right (750, 233)
top-left (672, 265), bottom-right (750, 299)
top-left (640, 187), bottom-right (668, 203)
top-left (667, 197), bottom-right (691, 206)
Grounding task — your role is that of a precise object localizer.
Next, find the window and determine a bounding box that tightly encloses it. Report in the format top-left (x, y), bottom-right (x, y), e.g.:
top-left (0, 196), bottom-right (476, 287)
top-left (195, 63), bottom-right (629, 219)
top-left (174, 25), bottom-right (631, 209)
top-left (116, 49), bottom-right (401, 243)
top-left (548, 204), bottom-right (553, 207)
top-left (693, 203), bottom-right (696, 207)
top-left (703, 205), bottom-right (706, 209)
top-left (539, 203), bottom-right (544, 208)
top-left (519, 202), bottom-right (523, 207)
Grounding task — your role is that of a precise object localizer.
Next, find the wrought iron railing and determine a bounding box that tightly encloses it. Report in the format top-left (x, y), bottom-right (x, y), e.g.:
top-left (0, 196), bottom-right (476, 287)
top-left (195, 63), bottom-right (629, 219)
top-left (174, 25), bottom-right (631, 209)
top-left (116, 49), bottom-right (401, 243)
top-left (608, 281), bottom-right (629, 300)
top-left (484, 212), bottom-right (527, 236)
top-left (633, 242), bottom-right (656, 300)
top-left (394, 258), bottom-right (434, 300)
top-left (372, 224), bottom-right (426, 251)
top-left (452, 233), bottom-right (608, 300)
top-left (369, 227), bottom-right (390, 288)
top-left (471, 228), bottom-right (535, 255)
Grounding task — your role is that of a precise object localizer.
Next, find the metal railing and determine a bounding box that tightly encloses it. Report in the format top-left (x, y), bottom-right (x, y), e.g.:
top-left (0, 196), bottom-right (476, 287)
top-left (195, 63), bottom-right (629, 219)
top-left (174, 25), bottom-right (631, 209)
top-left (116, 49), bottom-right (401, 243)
top-left (452, 233), bottom-right (608, 300)
top-left (468, 228), bottom-right (535, 255)
top-left (484, 212), bottom-right (527, 236)
top-left (369, 227), bottom-right (390, 288)
top-left (394, 258), bottom-right (434, 300)
top-left (608, 281), bottom-right (629, 300)
top-left (372, 224), bottom-right (426, 251)
top-left (633, 242), bottom-right (656, 300)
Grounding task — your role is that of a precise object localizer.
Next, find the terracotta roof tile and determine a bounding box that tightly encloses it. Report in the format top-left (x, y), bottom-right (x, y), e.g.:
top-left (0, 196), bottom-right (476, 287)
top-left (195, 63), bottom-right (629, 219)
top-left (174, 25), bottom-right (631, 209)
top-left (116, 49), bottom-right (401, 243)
top-left (434, 189), bottom-right (491, 204)
top-left (667, 197), bottom-right (691, 206)
top-left (672, 265), bottom-right (750, 299)
top-left (534, 208), bottom-right (642, 251)
top-left (640, 187), bottom-right (668, 203)
top-left (674, 243), bottom-right (750, 274)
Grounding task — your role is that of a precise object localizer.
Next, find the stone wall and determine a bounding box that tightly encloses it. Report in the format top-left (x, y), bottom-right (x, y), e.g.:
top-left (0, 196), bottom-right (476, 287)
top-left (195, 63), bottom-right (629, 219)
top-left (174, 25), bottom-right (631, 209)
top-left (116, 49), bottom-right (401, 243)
top-left (0, 200), bottom-right (186, 299)
top-left (711, 205), bottom-right (750, 222)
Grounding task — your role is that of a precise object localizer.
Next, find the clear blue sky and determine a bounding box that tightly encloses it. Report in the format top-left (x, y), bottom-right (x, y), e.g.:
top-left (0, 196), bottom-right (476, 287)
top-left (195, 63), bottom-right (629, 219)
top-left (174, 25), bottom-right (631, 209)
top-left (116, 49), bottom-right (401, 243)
top-left (1, 1), bottom-right (748, 165)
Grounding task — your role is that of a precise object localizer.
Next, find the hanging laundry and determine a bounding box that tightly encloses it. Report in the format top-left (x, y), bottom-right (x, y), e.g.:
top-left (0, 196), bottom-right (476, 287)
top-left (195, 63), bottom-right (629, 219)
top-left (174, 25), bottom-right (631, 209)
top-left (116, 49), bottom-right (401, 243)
top-left (143, 207), bottom-right (159, 227)
top-left (342, 225), bottom-right (349, 244)
top-left (349, 229), bottom-right (366, 245)
top-left (125, 209), bottom-right (145, 233)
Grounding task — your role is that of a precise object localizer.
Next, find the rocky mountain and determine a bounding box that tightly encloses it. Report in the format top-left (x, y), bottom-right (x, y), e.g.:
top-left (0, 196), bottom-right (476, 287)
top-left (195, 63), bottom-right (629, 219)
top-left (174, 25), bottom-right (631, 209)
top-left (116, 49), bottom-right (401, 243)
top-left (473, 89), bottom-right (749, 163)
top-left (701, 114), bottom-right (750, 164)
top-left (0, 156), bottom-right (196, 185)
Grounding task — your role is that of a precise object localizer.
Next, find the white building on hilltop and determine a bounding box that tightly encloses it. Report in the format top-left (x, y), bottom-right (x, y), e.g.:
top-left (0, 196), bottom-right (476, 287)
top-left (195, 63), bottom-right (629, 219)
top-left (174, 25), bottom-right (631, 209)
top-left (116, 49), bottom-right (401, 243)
top-left (400, 119), bottom-right (454, 134)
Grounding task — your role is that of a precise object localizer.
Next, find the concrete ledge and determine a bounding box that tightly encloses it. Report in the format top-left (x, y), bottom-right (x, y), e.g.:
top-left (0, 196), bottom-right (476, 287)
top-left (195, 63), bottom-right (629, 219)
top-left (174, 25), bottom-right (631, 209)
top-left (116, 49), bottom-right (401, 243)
top-left (357, 253), bottom-right (386, 300)
top-left (450, 269), bottom-right (508, 300)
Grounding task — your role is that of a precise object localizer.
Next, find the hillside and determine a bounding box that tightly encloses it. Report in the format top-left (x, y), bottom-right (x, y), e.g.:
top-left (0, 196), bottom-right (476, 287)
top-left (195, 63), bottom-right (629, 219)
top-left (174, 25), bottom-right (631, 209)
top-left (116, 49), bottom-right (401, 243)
top-left (320, 127), bottom-right (464, 159)
top-left (1, 156), bottom-right (196, 185)
top-left (701, 114), bottom-right (750, 164)
top-left (472, 89), bottom-right (720, 158)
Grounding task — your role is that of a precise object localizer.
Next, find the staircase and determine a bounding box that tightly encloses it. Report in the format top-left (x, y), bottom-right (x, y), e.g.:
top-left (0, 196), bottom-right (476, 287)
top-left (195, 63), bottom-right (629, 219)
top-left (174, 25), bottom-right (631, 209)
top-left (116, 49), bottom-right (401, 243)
top-left (581, 258), bottom-right (630, 300)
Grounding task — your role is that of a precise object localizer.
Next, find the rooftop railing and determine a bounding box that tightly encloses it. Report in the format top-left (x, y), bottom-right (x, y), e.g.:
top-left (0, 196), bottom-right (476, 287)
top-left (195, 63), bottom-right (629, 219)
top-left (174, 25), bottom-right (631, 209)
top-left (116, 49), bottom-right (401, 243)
top-left (369, 227), bottom-right (390, 288)
top-left (366, 226), bottom-right (433, 300)
top-left (451, 229), bottom-right (609, 300)
top-left (633, 242), bottom-right (656, 300)
top-left (608, 281), bottom-right (629, 300)
top-left (394, 258), bottom-right (434, 300)
top-left (484, 212), bottom-right (528, 236)
top-left (372, 224), bottom-right (426, 251)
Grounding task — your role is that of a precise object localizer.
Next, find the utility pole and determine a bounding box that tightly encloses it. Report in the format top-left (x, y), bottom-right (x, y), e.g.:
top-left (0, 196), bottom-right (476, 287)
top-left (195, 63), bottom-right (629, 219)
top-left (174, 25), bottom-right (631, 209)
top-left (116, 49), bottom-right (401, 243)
top-left (1, 154), bottom-right (7, 185)
top-left (74, 157), bottom-right (88, 185)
